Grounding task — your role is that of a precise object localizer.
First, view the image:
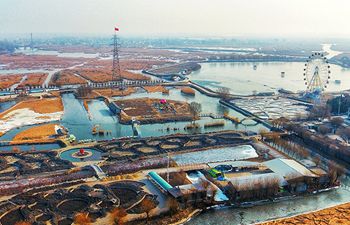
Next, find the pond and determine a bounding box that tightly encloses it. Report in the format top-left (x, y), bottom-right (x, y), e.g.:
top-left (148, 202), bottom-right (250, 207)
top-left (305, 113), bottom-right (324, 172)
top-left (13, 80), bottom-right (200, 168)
top-left (60, 89), bottom-right (266, 141)
top-left (59, 148), bottom-right (103, 162)
top-left (172, 145), bottom-right (258, 165)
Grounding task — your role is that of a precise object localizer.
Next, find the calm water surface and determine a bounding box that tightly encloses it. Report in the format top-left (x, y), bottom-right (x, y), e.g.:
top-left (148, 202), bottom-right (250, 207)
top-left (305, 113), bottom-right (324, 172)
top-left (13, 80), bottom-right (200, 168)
top-left (189, 62), bottom-right (350, 95)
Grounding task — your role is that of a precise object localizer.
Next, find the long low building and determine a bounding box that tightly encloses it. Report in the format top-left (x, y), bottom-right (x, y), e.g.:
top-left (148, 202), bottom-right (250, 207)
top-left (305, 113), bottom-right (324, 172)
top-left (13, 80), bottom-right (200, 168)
top-left (263, 158), bottom-right (318, 180)
top-left (148, 171), bottom-right (173, 192)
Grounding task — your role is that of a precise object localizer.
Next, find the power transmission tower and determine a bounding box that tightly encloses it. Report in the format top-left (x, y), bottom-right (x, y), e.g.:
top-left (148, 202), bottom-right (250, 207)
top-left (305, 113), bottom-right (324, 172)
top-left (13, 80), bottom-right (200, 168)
top-left (30, 33), bottom-right (33, 49)
top-left (30, 33), bottom-right (34, 55)
top-left (112, 32), bottom-right (122, 90)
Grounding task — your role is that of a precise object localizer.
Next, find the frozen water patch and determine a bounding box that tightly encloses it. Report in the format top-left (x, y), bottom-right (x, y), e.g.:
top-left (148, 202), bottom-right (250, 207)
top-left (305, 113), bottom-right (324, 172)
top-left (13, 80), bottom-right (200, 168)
top-left (0, 108), bottom-right (63, 134)
top-left (172, 145), bottom-right (258, 165)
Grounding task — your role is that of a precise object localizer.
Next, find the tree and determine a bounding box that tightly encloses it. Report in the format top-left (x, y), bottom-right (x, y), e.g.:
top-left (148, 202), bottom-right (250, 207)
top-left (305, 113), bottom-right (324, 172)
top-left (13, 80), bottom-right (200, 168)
top-left (110, 208), bottom-right (127, 225)
top-left (330, 117), bottom-right (344, 130)
top-left (189, 102), bottom-right (202, 123)
top-left (312, 155), bottom-right (321, 167)
top-left (308, 105), bottom-right (330, 119)
top-left (139, 197), bottom-right (157, 220)
top-left (0, 41), bottom-right (16, 53)
top-left (318, 125), bottom-right (331, 135)
top-left (76, 85), bottom-right (92, 98)
top-left (338, 127), bottom-right (350, 143)
top-left (74, 212), bottom-right (92, 225)
top-left (328, 161), bottom-right (346, 185)
top-left (166, 198), bottom-right (180, 215)
top-left (217, 87), bottom-right (231, 100)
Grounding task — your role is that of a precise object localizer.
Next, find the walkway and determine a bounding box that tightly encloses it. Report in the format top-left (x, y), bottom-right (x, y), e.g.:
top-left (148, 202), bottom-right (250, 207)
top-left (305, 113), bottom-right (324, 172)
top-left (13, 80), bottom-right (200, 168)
top-left (90, 164), bottom-right (107, 179)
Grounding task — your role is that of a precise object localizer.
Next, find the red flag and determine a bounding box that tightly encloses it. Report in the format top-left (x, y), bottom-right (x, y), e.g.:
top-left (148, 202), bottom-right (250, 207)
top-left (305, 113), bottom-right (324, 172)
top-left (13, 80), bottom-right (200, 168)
top-left (114, 26), bottom-right (119, 31)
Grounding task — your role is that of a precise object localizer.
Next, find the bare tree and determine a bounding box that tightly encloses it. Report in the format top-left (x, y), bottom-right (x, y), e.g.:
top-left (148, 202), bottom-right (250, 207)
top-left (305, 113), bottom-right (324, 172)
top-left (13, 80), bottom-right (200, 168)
top-left (338, 127), bottom-right (350, 143)
top-left (330, 117), bottom-right (344, 130)
top-left (110, 208), bottom-right (127, 225)
top-left (308, 105), bottom-right (330, 119)
top-left (189, 102), bottom-right (202, 123)
top-left (318, 125), bottom-right (331, 135)
top-left (328, 161), bottom-right (346, 185)
top-left (76, 85), bottom-right (92, 98)
top-left (312, 155), bottom-right (321, 167)
top-left (217, 87), bottom-right (231, 100)
top-left (166, 198), bottom-right (180, 215)
top-left (139, 197), bottom-right (157, 220)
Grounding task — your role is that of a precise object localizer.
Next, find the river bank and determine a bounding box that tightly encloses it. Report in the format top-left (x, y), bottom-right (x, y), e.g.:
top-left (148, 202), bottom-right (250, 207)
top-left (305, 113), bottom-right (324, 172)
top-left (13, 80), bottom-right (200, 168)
top-left (258, 201), bottom-right (350, 225)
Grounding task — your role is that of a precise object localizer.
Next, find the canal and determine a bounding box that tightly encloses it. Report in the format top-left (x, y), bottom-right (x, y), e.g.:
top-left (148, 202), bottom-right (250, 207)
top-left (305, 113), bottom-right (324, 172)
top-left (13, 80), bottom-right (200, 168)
top-left (60, 89), bottom-right (266, 141)
top-left (188, 182), bottom-right (350, 225)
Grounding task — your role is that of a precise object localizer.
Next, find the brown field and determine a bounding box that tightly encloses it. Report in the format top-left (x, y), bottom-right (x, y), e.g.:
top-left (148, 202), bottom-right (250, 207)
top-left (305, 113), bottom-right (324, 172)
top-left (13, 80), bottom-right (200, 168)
top-left (49, 70), bottom-right (87, 86)
top-left (12, 123), bottom-right (59, 143)
top-left (82, 58), bottom-right (168, 71)
top-left (143, 86), bottom-right (168, 93)
top-left (121, 70), bottom-right (150, 80)
top-left (18, 73), bottom-right (48, 87)
top-left (0, 74), bottom-right (23, 89)
top-left (260, 202), bottom-right (350, 225)
top-left (0, 54), bottom-right (88, 70)
top-left (93, 87), bottom-right (137, 97)
top-left (38, 45), bottom-right (111, 54)
top-left (72, 68), bottom-right (116, 82)
top-left (71, 68), bottom-right (150, 82)
top-left (114, 97), bottom-right (192, 124)
top-left (0, 97), bottom-right (63, 119)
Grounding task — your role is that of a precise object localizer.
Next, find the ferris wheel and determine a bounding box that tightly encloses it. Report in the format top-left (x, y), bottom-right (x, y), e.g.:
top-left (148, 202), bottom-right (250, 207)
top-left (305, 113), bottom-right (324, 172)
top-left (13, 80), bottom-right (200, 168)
top-left (303, 52), bottom-right (331, 93)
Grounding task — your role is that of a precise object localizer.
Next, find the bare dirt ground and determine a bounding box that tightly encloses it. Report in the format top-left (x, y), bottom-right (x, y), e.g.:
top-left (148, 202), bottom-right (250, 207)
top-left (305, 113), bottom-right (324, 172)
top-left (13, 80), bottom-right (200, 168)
top-left (115, 97), bottom-right (192, 124)
top-left (260, 202), bottom-right (350, 225)
top-left (12, 123), bottom-right (61, 144)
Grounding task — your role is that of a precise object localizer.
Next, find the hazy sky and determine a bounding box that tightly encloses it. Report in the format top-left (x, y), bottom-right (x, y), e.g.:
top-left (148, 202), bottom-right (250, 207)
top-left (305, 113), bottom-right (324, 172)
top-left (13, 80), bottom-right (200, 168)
top-left (0, 0), bottom-right (349, 38)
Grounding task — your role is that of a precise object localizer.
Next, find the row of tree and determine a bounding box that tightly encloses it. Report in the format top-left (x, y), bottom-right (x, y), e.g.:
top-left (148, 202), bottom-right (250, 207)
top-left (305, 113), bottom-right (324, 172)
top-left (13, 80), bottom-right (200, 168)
top-left (282, 122), bottom-right (350, 165)
top-left (0, 41), bottom-right (16, 54)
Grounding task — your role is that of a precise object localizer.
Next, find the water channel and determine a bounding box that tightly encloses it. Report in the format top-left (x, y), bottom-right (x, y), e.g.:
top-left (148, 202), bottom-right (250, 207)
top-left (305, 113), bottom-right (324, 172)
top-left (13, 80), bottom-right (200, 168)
top-left (188, 183), bottom-right (350, 225)
top-left (60, 88), bottom-right (266, 141)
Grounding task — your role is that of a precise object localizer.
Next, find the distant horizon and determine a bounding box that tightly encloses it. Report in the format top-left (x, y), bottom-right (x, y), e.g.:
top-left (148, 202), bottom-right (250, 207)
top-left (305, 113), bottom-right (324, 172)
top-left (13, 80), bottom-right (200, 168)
top-left (1, 0), bottom-right (350, 39)
top-left (2, 33), bottom-right (350, 42)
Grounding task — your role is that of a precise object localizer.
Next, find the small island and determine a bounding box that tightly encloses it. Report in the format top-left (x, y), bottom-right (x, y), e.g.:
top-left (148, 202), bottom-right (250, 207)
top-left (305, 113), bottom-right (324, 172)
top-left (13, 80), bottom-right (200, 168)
top-left (112, 98), bottom-right (193, 124)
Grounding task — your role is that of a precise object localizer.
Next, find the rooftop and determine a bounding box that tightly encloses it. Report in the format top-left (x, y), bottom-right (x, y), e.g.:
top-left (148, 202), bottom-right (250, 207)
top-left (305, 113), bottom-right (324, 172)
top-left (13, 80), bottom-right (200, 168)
top-left (263, 158), bottom-right (318, 180)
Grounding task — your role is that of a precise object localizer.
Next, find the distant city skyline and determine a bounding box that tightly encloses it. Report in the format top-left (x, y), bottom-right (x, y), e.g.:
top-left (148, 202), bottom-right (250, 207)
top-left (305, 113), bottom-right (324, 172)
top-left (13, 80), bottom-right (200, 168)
top-left (0, 0), bottom-right (349, 38)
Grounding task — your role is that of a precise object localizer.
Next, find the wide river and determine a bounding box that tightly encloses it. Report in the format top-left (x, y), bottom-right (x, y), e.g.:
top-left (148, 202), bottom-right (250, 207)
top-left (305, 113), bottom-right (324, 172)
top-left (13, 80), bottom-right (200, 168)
top-left (189, 62), bottom-right (350, 95)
